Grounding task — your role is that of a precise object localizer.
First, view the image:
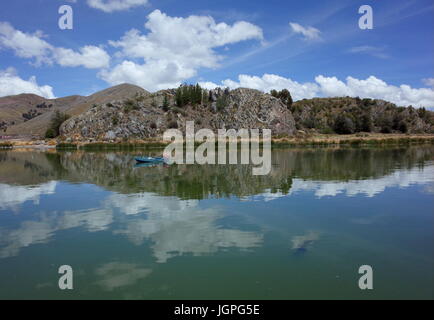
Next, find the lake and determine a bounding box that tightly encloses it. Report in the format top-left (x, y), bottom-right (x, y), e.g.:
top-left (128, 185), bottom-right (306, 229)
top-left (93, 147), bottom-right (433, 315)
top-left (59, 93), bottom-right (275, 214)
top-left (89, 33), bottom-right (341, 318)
top-left (0, 146), bottom-right (433, 299)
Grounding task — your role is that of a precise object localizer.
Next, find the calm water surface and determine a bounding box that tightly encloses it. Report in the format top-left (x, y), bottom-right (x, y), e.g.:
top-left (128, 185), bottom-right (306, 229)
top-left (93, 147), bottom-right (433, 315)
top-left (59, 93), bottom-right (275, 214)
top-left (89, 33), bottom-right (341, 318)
top-left (0, 146), bottom-right (433, 299)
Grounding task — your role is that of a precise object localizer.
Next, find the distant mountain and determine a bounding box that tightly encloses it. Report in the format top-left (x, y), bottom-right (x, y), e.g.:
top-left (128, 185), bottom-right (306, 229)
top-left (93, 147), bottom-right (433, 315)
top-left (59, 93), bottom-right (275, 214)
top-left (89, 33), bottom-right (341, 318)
top-left (1, 84), bottom-right (148, 136)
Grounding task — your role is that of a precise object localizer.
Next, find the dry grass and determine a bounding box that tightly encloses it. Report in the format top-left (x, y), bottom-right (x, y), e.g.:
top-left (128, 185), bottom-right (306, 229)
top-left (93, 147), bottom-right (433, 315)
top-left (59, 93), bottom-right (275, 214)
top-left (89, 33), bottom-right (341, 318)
top-left (2, 133), bottom-right (433, 150)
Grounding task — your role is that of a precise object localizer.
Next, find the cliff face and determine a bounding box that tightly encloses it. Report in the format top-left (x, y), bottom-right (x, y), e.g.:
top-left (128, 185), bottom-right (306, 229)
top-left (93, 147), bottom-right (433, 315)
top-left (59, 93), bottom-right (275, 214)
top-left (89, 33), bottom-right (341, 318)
top-left (60, 88), bottom-right (296, 141)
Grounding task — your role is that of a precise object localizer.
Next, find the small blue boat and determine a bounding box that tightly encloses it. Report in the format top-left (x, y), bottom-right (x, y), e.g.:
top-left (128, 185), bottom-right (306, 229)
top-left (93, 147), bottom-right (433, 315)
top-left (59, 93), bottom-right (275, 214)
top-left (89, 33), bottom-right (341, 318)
top-left (135, 156), bottom-right (165, 164)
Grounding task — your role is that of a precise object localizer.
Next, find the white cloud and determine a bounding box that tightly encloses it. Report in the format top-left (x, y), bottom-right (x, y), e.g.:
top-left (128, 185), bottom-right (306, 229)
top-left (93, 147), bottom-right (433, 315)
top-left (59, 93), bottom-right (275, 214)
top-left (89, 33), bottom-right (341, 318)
top-left (243, 165), bottom-right (434, 201)
top-left (199, 81), bottom-right (222, 90)
top-left (218, 73), bottom-right (319, 101)
top-left (205, 74), bottom-right (434, 108)
top-left (87, 0), bottom-right (148, 13)
top-left (0, 22), bottom-right (110, 69)
top-left (348, 46), bottom-right (388, 59)
top-left (315, 75), bottom-right (434, 107)
top-left (53, 46), bottom-right (110, 69)
top-left (100, 10), bottom-right (263, 91)
top-left (0, 181), bottom-right (57, 210)
top-left (0, 68), bottom-right (56, 98)
top-left (0, 22), bottom-right (52, 64)
top-left (289, 22), bottom-right (321, 41)
top-left (422, 78), bottom-right (434, 88)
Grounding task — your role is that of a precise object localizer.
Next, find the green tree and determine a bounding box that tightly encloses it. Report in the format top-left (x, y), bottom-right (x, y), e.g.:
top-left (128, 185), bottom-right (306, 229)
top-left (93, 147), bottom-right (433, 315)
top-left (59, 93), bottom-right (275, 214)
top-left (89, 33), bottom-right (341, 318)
top-left (334, 114), bottom-right (355, 134)
top-left (45, 110), bottom-right (70, 138)
top-left (270, 89), bottom-right (293, 109)
top-left (163, 94), bottom-right (169, 110)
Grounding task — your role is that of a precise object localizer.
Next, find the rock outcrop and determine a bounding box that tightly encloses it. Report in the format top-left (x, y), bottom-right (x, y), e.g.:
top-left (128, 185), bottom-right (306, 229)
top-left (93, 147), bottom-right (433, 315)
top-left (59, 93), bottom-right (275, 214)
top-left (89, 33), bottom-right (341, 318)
top-left (60, 87), bottom-right (297, 141)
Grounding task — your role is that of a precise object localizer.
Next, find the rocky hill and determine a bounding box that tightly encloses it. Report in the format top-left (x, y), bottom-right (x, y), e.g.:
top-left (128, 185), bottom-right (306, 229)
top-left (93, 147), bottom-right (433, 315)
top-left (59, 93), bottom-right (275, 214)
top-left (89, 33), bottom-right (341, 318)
top-left (1, 83), bottom-right (433, 140)
top-left (292, 97), bottom-right (434, 134)
top-left (60, 87), bottom-right (296, 141)
top-left (1, 84), bottom-right (147, 136)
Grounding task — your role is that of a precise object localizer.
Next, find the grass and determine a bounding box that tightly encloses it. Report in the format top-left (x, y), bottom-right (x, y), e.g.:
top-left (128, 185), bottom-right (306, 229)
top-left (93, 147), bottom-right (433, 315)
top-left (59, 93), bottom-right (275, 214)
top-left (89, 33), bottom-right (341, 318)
top-left (271, 135), bottom-right (434, 147)
top-left (56, 143), bottom-right (78, 150)
top-left (54, 134), bottom-right (434, 151)
top-left (79, 141), bottom-right (169, 151)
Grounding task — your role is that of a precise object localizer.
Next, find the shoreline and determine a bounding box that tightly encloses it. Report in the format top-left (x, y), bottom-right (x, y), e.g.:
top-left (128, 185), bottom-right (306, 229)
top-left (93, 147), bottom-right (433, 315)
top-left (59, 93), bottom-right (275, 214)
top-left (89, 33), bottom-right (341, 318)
top-left (1, 133), bottom-right (434, 150)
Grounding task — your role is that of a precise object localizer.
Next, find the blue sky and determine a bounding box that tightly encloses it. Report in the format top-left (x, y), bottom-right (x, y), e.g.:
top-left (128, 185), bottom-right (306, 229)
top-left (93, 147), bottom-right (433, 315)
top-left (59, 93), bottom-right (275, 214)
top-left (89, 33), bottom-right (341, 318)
top-left (0, 0), bottom-right (433, 108)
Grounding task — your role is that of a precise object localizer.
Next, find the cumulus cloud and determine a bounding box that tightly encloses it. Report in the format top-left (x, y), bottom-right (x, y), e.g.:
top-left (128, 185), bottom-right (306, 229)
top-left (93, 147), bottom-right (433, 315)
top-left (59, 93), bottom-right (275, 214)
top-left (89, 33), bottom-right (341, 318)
top-left (202, 74), bottom-right (434, 108)
top-left (289, 22), bottom-right (321, 41)
top-left (0, 68), bottom-right (55, 98)
top-left (87, 0), bottom-right (148, 13)
top-left (0, 21), bottom-right (110, 69)
top-left (220, 74), bottom-right (319, 101)
top-left (315, 75), bottom-right (434, 107)
top-left (53, 46), bottom-right (110, 69)
top-left (0, 22), bottom-right (52, 64)
top-left (100, 10), bottom-right (263, 91)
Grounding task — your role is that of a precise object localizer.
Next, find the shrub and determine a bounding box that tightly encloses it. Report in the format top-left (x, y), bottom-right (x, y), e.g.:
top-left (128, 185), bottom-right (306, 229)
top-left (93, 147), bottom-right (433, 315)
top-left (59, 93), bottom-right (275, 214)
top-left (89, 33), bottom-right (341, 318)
top-left (168, 120), bottom-right (178, 129)
top-left (45, 128), bottom-right (56, 139)
top-left (163, 95), bottom-right (169, 109)
top-left (271, 89), bottom-right (293, 108)
top-left (45, 111), bottom-right (70, 138)
top-left (378, 114), bottom-right (393, 133)
top-left (124, 99), bottom-right (139, 113)
top-left (216, 93), bottom-right (229, 112)
top-left (334, 115), bottom-right (355, 134)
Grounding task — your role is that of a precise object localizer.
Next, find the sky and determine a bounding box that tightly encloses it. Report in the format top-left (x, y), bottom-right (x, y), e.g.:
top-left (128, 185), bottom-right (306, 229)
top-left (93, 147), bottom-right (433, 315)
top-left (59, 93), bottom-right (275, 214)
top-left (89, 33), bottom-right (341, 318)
top-left (0, 0), bottom-right (433, 108)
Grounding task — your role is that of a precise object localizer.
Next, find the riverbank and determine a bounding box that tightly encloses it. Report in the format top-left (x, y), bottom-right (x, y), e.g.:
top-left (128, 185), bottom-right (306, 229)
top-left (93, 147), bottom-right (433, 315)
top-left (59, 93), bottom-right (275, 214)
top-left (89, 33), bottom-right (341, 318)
top-left (1, 133), bottom-right (434, 150)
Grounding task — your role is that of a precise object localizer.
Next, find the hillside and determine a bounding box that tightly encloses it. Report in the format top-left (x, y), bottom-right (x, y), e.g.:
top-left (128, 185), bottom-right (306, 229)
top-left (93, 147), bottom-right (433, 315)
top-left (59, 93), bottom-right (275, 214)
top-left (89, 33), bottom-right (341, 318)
top-left (1, 83), bottom-right (433, 140)
top-left (1, 84), bottom-right (148, 136)
top-left (292, 97), bottom-right (434, 134)
top-left (60, 87), bottom-right (296, 141)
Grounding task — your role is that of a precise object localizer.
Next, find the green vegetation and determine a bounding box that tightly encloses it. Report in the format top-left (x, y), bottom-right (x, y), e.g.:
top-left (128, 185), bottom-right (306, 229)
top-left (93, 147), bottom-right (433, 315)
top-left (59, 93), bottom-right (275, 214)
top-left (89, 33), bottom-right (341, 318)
top-left (271, 135), bottom-right (434, 147)
top-left (80, 142), bottom-right (168, 151)
top-left (168, 120), bottom-right (179, 129)
top-left (175, 84), bottom-right (205, 107)
top-left (216, 88), bottom-right (230, 112)
top-left (22, 109), bottom-right (42, 121)
top-left (45, 111), bottom-right (70, 139)
top-left (271, 89), bottom-right (293, 109)
top-left (163, 94), bottom-right (170, 110)
top-left (291, 97), bottom-right (434, 134)
top-left (123, 99), bottom-right (140, 113)
top-left (56, 143), bottom-right (78, 150)
top-left (334, 114), bottom-right (355, 134)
